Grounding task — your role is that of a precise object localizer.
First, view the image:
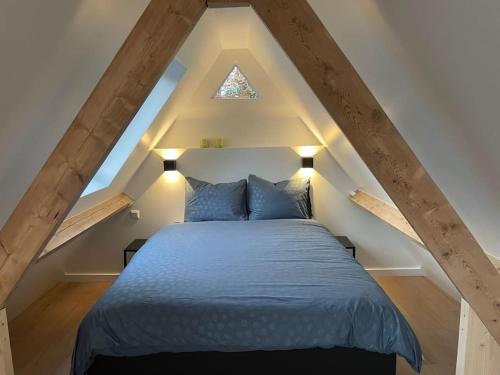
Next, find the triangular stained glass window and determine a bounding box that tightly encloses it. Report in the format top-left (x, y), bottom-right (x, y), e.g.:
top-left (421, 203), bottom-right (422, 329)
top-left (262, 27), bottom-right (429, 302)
top-left (213, 65), bottom-right (258, 99)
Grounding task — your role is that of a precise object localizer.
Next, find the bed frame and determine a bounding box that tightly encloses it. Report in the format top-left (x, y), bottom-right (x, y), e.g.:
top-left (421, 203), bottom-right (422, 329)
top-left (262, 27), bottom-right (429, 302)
top-left (87, 347), bottom-right (396, 374)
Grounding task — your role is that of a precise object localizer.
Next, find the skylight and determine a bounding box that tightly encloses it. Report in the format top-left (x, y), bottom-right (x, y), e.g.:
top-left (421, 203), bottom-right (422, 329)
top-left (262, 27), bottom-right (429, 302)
top-left (82, 58), bottom-right (186, 197)
top-left (214, 65), bottom-right (258, 99)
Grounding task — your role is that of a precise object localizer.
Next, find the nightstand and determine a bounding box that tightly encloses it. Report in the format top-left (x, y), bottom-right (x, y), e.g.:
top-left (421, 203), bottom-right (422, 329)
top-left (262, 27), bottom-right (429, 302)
top-left (335, 236), bottom-right (356, 258)
top-left (123, 239), bottom-right (147, 268)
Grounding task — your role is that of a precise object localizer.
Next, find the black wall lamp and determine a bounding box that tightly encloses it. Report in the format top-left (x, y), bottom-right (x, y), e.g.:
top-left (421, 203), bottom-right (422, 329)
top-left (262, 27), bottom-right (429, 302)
top-left (302, 157), bottom-right (314, 169)
top-left (164, 159), bottom-right (177, 171)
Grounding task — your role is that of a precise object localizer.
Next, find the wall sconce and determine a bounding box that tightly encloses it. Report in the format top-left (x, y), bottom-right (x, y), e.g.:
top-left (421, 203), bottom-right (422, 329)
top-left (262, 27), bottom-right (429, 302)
top-left (164, 159), bottom-right (177, 171)
top-left (302, 157), bottom-right (314, 169)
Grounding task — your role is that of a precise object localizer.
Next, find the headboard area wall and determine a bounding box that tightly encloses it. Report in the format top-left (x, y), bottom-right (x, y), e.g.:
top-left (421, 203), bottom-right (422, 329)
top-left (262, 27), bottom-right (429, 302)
top-left (63, 147), bottom-right (309, 274)
top-left (63, 145), bottom-right (424, 285)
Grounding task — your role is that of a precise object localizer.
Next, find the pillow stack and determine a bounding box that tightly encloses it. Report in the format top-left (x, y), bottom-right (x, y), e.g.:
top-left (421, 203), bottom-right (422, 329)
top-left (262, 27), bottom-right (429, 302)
top-left (184, 175), bottom-right (311, 222)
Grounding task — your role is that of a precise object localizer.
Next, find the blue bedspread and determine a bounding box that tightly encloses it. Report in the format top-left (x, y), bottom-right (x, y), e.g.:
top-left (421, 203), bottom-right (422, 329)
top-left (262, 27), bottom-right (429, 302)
top-left (72, 220), bottom-right (421, 374)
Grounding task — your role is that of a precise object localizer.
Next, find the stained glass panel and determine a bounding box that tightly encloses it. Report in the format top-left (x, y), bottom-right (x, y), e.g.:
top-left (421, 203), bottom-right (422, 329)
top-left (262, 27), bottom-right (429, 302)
top-left (214, 65), bottom-right (258, 99)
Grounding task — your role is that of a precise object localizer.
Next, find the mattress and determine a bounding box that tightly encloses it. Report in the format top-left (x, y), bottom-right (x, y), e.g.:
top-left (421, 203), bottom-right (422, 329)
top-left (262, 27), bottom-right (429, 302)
top-left (72, 219), bottom-right (421, 374)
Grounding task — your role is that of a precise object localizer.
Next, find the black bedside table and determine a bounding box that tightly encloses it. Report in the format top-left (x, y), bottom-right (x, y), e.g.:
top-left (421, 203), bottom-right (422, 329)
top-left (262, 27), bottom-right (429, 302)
top-left (335, 236), bottom-right (356, 258)
top-left (124, 239), bottom-right (147, 268)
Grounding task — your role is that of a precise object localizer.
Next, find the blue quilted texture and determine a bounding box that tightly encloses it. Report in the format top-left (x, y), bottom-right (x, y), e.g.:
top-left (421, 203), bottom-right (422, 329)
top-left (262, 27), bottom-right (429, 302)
top-left (71, 220), bottom-right (421, 375)
top-left (184, 177), bottom-right (247, 222)
top-left (247, 174), bottom-right (311, 220)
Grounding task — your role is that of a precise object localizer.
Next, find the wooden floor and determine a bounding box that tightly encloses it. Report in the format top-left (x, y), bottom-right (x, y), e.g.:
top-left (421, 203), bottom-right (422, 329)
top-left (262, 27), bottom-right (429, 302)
top-left (376, 277), bottom-right (460, 375)
top-left (8, 277), bottom-right (459, 375)
top-left (9, 282), bottom-right (112, 375)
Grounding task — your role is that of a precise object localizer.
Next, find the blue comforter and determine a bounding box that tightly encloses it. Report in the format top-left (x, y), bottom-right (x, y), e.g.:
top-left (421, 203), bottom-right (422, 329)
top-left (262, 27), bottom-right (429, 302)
top-left (72, 219), bottom-right (421, 374)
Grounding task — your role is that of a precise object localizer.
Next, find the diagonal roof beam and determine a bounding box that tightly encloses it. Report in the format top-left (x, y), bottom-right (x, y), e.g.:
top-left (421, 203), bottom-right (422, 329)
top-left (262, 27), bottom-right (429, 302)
top-left (245, 0), bottom-right (500, 343)
top-left (0, 0), bottom-right (206, 306)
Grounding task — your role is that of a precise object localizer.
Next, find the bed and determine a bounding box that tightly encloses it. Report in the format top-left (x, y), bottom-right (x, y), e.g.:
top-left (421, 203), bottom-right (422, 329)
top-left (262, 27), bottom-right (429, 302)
top-left (72, 219), bottom-right (422, 374)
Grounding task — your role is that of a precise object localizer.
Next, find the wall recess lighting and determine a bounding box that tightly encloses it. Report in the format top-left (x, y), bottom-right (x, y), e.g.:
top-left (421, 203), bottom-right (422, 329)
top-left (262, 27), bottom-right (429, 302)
top-left (302, 157), bottom-right (314, 169)
top-left (163, 159), bottom-right (177, 171)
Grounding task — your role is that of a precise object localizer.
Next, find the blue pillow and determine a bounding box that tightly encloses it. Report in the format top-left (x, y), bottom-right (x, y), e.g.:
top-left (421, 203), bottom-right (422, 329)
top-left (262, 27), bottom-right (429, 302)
top-left (247, 175), bottom-right (311, 220)
top-left (184, 177), bottom-right (247, 222)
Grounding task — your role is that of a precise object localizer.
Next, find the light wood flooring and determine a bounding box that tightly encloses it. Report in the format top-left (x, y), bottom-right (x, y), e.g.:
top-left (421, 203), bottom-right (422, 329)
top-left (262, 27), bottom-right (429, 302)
top-left (9, 277), bottom-right (459, 375)
top-left (376, 277), bottom-right (460, 375)
top-left (9, 282), bottom-right (112, 375)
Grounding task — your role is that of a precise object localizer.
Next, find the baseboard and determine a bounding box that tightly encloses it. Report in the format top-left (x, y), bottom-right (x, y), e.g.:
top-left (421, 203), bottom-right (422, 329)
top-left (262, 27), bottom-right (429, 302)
top-left (365, 266), bottom-right (423, 277)
top-left (62, 272), bottom-right (120, 282)
top-left (63, 268), bottom-right (423, 281)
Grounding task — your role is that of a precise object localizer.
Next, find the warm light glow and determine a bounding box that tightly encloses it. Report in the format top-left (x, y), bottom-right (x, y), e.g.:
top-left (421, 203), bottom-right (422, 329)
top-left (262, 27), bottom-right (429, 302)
top-left (154, 148), bottom-right (186, 160)
top-left (163, 170), bottom-right (181, 183)
top-left (140, 133), bottom-right (152, 146)
top-left (293, 146), bottom-right (323, 158)
top-left (298, 168), bottom-right (314, 178)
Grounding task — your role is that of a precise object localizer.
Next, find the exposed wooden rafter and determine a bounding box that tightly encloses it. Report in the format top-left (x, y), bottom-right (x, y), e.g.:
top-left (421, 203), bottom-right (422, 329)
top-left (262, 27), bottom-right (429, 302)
top-left (457, 255), bottom-right (500, 374)
top-left (351, 188), bottom-right (500, 371)
top-left (245, 0), bottom-right (500, 344)
top-left (38, 194), bottom-right (134, 260)
top-left (457, 299), bottom-right (500, 374)
top-left (350, 190), bottom-right (424, 247)
top-left (206, 0), bottom-right (249, 8)
top-left (0, 309), bottom-right (14, 375)
top-left (0, 0), bottom-right (499, 346)
top-left (350, 189), bottom-right (500, 267)
top-left (0, 0), bottom-right (206, 306)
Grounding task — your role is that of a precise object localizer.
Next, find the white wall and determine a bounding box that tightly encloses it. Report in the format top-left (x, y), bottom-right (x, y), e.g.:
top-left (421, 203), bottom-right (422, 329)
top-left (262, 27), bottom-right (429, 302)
top-left (157, 49), bottom-right (319, 149)
top-left (0, 0), bottom-right (149, 319)
top-left (0, 0), bottom-right (149, 226)
top-left (312, 150), bottom-right (420, 270)
top-left (64, 145), bottom-right (434, 285)
top-left (4, 252), bottom-right (66, 320)
top-left (367, 0), bottom-right (500, 258)
top-left (70, 9), bottom-right (223, 216)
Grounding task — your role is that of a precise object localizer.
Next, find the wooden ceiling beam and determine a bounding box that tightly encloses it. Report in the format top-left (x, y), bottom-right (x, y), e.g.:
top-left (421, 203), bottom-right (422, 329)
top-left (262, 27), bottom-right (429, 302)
top-left (248, 0), bottom-right (500, 343)
top-left (206, 0), bottom-right (250, 8)
top-left (38, 193), bottom-right (134, 261)
top-left (350, 190), bottom-right (424, 247)
top-left (0, 0), bottom-right (206, 306)
top-left (0, 308), bottom-right (14, 375)
top-left (350, 189), bottom-right (500, 269)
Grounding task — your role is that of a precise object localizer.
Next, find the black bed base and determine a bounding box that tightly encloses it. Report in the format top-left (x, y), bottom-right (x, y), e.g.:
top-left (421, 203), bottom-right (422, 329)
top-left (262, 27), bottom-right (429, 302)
top-left (87, 347), bottom-right (396, 375)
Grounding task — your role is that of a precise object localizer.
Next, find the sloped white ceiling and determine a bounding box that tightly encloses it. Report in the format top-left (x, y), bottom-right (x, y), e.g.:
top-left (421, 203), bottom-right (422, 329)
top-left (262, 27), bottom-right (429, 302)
top-left (368, 0), bottom-right (500, 257)
top-left (308, 0), bottom-right (500, 258)
top-left (71, 9), bottom-right (224, 214)
top-left (0, 0), bottom-right (149, 226)
top-left (158, 48), bottom-right (319, 149)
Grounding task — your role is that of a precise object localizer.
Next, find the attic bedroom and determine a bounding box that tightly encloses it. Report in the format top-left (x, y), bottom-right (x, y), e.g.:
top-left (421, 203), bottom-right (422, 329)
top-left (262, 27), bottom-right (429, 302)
top-left (1, 1), bottom-right (499, 375)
